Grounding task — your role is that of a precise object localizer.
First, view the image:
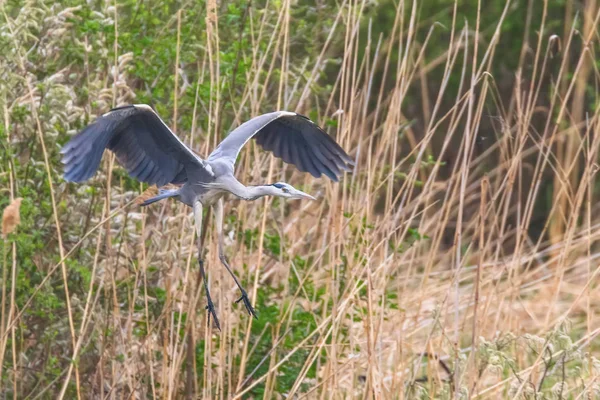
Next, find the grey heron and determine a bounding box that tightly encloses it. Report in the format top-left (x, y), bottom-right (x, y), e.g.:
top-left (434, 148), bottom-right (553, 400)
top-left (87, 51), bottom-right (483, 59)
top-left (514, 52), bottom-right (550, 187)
top-left (61, 104), bottom-right (353, 329)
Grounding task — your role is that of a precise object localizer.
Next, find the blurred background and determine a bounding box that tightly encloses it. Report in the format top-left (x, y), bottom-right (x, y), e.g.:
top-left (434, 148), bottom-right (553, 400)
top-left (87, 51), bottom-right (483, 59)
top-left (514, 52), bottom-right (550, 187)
top-left (1, 0), bottom-right (600, 398)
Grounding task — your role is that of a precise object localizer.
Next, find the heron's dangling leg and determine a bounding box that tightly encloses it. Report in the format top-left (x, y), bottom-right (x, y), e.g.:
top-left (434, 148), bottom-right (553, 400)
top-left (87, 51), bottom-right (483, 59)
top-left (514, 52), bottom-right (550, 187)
top-left (194, 200), bottom-right (221, 330)
top-left (214, 199), bottom-right (257, 318)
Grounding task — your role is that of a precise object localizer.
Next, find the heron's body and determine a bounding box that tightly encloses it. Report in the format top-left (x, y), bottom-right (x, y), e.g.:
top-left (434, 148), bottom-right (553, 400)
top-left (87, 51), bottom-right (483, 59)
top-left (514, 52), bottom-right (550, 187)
top-left (180, 181), bottom-right (223, 206)
top-left (61, 104), bottom-right (353, 328)
top-left (165, 163), bottom-right (221, 207)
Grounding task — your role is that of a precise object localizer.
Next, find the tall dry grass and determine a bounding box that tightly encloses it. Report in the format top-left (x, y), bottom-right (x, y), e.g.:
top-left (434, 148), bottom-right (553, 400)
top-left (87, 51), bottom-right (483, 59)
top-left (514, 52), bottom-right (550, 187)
top-left (1, 0), bottom-right (600, 398)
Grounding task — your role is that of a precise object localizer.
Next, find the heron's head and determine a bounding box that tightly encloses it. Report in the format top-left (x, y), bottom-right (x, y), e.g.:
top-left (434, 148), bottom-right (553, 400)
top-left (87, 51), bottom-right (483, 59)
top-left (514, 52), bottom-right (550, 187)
top-left (271, 182), bottom-right (316, 200)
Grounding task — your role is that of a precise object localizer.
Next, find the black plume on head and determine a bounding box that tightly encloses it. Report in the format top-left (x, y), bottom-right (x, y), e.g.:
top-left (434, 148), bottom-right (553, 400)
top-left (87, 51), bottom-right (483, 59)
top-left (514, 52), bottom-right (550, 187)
top-left (272, 183), bottom-right (285, 189)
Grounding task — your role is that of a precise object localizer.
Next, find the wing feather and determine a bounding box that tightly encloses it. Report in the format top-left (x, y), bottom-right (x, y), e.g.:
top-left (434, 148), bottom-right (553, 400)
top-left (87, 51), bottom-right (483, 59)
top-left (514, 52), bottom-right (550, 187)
top-left (317, 141), bottom-right (352, 172)
top-left (272, 134), bottom-right (286, 159)
top-left (131, 158), bottom-right (151, 179)
top-left (280, 136), bottom-right (294, 165)
top-left (171, 167), bottom-right (187, 184)
top-left (137, 161), bottom-right (155, 181)
top-left (303, 144), bottom-right (336, 181)
top-left (288, 143), bottom-right (305, 173)
top-left (125, 147), bottom-right (147, 173)
top-left (260, 128), bottom-right (279, 152)
top-left (296, 143), bottom-right (321, 178)
top-left (208, 111), bottom-right (353, 180)
top-left (311, 144), bottom-right (341, 178)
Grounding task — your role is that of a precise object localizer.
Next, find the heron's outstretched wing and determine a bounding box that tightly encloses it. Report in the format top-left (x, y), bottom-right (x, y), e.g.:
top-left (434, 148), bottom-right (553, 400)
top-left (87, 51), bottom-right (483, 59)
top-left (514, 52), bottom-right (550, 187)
top-left (208, 111), bottom-right (353, 181)
top-left (61, 104), bottom-right (211, 186)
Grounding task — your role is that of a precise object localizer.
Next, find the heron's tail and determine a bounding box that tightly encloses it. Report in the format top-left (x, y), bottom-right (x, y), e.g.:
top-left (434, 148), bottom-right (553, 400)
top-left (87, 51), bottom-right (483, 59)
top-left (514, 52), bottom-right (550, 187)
top-left (140, 189), bottom-right (179, 206)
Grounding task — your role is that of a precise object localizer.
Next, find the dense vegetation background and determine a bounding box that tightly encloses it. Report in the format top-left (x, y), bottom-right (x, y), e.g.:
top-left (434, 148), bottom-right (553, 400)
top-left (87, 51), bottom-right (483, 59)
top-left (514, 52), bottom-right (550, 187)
top-left (1, 0), bottom-right (600, 398)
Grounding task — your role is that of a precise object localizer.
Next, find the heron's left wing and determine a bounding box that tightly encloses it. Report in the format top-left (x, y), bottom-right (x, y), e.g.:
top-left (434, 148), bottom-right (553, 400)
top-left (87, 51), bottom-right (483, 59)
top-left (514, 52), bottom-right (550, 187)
top-left (208, 111), bottom-right (353, 181)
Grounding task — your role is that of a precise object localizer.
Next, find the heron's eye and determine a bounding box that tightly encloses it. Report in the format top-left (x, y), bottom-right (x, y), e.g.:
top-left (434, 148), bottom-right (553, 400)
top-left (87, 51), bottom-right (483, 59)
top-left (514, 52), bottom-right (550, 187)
top-left (282, 188), bottom-right (290, 193)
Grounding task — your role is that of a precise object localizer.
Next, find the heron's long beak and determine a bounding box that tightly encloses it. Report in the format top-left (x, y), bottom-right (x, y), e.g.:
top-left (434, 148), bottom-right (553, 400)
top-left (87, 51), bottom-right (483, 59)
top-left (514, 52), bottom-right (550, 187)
top-left (291, 188), bottom-right (316, 201)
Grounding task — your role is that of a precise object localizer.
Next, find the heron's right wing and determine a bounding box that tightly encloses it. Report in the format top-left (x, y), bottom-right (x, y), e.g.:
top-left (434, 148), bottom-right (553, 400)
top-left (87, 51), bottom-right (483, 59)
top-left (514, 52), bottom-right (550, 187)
top-left (208, 111), bottom-right (353, 181)
top-left (61, 104), bottom-right (212, 186)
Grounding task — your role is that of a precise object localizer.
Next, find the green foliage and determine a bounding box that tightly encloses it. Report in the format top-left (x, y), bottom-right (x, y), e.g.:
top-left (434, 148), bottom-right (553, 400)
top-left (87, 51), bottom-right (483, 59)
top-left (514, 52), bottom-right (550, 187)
top-left (241, 284), bottom-right (321, 397)
top-left (389, 227), bottom-right (430, 254)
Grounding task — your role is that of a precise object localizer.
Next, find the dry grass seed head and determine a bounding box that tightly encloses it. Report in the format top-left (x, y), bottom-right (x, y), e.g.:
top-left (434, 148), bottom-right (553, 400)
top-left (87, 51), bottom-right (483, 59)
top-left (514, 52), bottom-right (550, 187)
top-left (2, 197), bottom-right (22, 238)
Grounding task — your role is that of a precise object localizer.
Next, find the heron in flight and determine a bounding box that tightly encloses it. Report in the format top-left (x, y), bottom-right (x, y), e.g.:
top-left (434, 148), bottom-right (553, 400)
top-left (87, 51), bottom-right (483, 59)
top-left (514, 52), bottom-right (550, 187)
top-left (61, 104), bottom-right (353, 329)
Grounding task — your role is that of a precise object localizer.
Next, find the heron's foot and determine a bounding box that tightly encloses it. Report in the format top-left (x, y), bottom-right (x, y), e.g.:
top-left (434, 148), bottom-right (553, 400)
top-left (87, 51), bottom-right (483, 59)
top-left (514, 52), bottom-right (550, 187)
top-left (236, 290), bottom-right (257, 319)
top-left (205, 298), bottom-right (221, 331)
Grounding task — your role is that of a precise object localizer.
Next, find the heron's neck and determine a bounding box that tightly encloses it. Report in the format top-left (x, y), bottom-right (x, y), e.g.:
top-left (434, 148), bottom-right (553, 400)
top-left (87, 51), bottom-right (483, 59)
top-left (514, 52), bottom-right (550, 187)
top-left (226, 178), bottom-right (278, 201)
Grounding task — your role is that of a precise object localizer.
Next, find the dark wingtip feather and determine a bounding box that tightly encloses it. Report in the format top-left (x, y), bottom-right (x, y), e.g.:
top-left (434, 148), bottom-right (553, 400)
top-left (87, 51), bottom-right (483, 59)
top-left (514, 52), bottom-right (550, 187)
top-left (63, 163), bottom-right (92, 183)
top-left (342, 154), bottom-right (355, 166)
top-left (326, 171), bottom-right (339, 182)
